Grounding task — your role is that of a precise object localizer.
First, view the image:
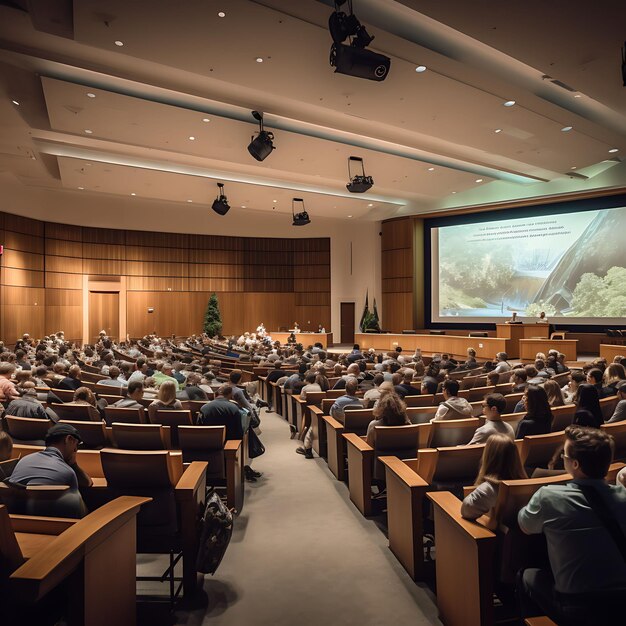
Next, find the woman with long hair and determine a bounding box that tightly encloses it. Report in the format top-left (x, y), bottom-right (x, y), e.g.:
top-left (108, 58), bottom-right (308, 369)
top-left (543, 379), bottom-right (565, 407)
top-left (603, 363), bottom-right (626, 395)
top-left (148, 380), bottom-right (182, 422)
top-left (366, 391), bottom-right (410, 446)
top-left (573, 383), bottom-right (603, 428)
top-left (515, 385), bottom-right (553, 438)
top-left (461, 433), bottom-right (527, 519)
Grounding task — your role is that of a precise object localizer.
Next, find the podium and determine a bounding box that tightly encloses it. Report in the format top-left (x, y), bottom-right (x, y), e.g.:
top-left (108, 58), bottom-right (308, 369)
top-left (495, 324), bottom-right (549, 358)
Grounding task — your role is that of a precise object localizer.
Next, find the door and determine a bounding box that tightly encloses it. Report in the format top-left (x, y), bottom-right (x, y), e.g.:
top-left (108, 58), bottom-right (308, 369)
top-left (340, 302), bottom-right (355, 344)
top-left (89, 291), bottom-right (120, 343)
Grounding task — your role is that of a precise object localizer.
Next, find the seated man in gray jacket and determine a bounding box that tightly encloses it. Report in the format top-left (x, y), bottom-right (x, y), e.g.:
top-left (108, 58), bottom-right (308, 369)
top-left (329, 378), bottom-right (363, 424)
top-left (468, 393), bottom-right (514, 445)
top-left (110, 380), bottom-right (145, 409)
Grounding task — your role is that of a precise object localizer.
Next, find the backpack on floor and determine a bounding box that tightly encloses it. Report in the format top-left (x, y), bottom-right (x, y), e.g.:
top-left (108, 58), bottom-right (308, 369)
top-left (196, 491), bottom-right (234, 574)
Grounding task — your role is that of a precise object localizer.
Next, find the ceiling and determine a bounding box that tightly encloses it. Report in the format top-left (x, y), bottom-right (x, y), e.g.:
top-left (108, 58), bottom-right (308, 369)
top-left (0, 0), bottom-right (624, 222)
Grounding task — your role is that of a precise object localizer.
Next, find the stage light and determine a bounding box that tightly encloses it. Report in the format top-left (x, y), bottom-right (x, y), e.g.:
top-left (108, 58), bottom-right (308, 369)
top-left (211, 182), bottom-right (230, 216)
top-left (328, 1), bottom-right (390, 82)
top-left (346, 156), bottom-right (374, 193)
top-left (292, 198), bottom-right (311, 226)
top-left (248, 110), bottom-right (275, 161)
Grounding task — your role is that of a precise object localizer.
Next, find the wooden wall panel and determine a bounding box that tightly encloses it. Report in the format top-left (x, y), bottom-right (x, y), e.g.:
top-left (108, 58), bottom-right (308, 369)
top-left (45, 273), bottom-right (82, 289)
top-left (82, 243), bottom-right (126, 260)
top-left (44, 222), bottom-right (82, 241)
top-left (4, 214), bottom-right (43, 236)
top-left (2, 268), bottom-right (44, 287)
top-left (45, 256), bottom-right (83, 273)
top-left (1, 249), bottom-right (44, 271)
top-left (381, 218), bottom-right (412, 250)
top-left (3, 231), bottom-right (43, 253)
top-left (294, 306), bottom-right (331, 332)
top-left (188, 249), bottom-right (243, 264)
top-left (381, 249), bottom-right (412, 278)
top-left (382, 293), bottom-right (414, 333)
top-left (126, 277), bottom-right (189, 291)
top-left (46, 239), bottom-right (83, 257)
top-left (295, 292), bottom-right (331, 306)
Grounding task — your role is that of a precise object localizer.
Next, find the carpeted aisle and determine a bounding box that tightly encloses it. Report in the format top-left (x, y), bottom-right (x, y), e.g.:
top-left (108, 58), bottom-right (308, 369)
top-left (193, 410), bottom-right (441, 626)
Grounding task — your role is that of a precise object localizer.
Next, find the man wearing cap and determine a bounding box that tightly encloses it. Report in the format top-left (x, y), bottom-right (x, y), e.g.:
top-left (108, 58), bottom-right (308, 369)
top-left (10, 424), bottom-right (93, 492)
top-left (606, 381), bottom-right (626, 423)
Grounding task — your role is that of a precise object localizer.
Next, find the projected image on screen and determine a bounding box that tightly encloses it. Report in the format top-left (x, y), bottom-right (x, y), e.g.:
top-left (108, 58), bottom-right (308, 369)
top-left (433, 206), bottom-right (626, 321)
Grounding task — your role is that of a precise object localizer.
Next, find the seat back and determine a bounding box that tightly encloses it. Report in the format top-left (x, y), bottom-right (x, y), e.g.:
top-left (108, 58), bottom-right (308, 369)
top-left (551, 372), bottom-right (570, 386)
top-left (428, 418), bottom-right (480, 448)
top-left (520, 430), bottom-right (565, 468)
top-left (177, 425), bottom-right (226, 478)
top-left (406, 406), bottom-right (438, 423)
top-left (80, 371), bottom-right (105, 383)
top-left (466, 386), bottom-right (495, 403)
top-left (504, 393), bottom-right (524, 414)
top-left (404, 394), bottom-right (435, 407)
top-left (303, 391), bottom-right (325, 407)
top-left (50, 403), bottom-right (96, 422)
top-left (94, 384), bottom-right (125, 397)
top-left (103, 406), bottom-right (145, 426)
top-left (112, 423), bottom-right (168, 450)
top-left (0, 482), bottom-right (82, 518)
top-left (600, 396), bottom-right (619, 421)
top-left (51, 389), bottom-right (75, 402)
top-left (149, 410), bottom-right (193, 447)
top-left (373, 424), bottom-right (423, 480)
top-left (4, 416), bottom-right (51, 444)
top-left (550, 404), bottom-right (576, 432)
top-left (343, 409), bottom-right (375, 436)
top-left (0, 504), bottom-right (24, 578)
top-left (180, 400), bottom-right (209, 420)
top-left (431, 444), bottom-right (486, 485)
top-left (59, 420), bottom-right (107, 449)
top-left (601, 421), bottom-right (626, 461)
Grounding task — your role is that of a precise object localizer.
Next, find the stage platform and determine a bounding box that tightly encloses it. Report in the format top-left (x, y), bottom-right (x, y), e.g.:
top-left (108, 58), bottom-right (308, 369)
top-left (270, 332), bottom-right (333, 348)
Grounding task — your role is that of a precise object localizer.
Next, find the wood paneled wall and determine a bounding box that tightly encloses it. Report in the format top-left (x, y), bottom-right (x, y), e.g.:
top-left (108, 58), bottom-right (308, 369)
top-left (0, 212), bottom-right (330, 343)
top-left (381, 217), bottom-right (414, 332)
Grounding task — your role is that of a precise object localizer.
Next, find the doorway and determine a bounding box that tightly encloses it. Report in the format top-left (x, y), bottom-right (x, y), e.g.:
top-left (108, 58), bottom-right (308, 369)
top-left (340, 302), bottom-right (355, 344)
top-left (89, 291), bottom-right (120, 343)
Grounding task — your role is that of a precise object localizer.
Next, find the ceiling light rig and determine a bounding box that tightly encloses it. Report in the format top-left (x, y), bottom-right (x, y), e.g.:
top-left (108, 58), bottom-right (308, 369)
top-left (247, 111), bottom-right (275, 161)
top-left (211, 182), bottom-right (230, 216)
top-left (329, 0), bottom-right (390, 82)
top-left (292, 198), bottom-right (311, 226)
top-left (346, 156), bottom-right (374, 193)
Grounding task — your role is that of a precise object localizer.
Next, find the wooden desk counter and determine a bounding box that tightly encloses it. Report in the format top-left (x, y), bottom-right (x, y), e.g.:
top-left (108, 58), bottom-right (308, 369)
top-left (270, 332), bottom-right (332, 348)
top-left (519, 338), bottom-right (578, 361)
top-left (600, 344), bottom-right (626, 362)
top-left (496, 324), bottom-right (549, 358)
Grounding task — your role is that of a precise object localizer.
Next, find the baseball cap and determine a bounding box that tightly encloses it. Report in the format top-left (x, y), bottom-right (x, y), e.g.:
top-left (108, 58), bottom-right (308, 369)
top-left (45, 423), bottom-right (83, 444)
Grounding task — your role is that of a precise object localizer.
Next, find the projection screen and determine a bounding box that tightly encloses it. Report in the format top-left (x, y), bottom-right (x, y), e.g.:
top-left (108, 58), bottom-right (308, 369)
top-left (430, 203), bottom-right (626, 325)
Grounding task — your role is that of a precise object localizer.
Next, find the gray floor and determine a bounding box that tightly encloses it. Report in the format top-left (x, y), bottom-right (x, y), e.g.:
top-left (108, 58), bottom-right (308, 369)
top-left (151, 411), bottom-right (442, 625)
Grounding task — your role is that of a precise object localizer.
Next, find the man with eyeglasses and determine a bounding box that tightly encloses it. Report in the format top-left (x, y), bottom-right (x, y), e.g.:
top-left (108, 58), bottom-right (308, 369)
top-left (467, 393), bottom-right (514, 445)
top-left (518, 426), bottom-right (626, 624)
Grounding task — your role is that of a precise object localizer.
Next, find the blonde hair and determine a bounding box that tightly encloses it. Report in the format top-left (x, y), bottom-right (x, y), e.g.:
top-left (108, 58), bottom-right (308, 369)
top-left (157, 380), bottom-right (177, 405)
top-left (475, 433), bottom-right (527, 486)
top-left (604, 363), bottom-right (626, 386)
top-left (543, 379), bottom-right (565, 407)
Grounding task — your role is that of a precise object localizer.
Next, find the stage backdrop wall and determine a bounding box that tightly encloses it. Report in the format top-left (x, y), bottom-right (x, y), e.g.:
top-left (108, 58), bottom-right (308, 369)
top-left (0, 211), bottom-right (330, 343)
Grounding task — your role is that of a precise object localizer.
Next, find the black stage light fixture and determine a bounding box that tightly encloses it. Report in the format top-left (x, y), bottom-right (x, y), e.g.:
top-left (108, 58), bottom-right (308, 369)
top-left (248, 110), bottom-right (275, 161)
top-left (346, 156), bottom-right (373, 193)
top-left (211, 182), bottom-right (230, 216)
top-left (292, 198), bottom-right (311, 226)
top-left (328, 1), bottom-right (390, 82)
top-left (622, 41), bottom-right (626, 87)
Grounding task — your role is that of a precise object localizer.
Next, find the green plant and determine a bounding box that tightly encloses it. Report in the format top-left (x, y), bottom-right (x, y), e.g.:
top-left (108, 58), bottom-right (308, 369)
top-left (362, 310), bottom-right (380, 331)
top-left (203, 292), bottom-right (223, 337)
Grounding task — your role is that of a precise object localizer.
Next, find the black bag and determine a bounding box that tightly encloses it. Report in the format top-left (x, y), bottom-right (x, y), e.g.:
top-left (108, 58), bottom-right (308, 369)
top-left (196, 491), bottom-right (233, 574)
top-left (249, 407), bottom-right (261, 429)
top-left (248, 428), bottom-right (265, 458)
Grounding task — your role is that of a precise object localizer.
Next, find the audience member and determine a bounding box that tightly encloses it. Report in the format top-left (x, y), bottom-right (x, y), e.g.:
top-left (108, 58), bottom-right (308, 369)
top-left (0, 363), bottom-right (19, 401)
top-left (573, 383), bottom-right (603, 429)
top-left (110, 380), bottom-right (145, 409)
top-left (329, 378), bottom-right (363, 423)
top-left (365, 392), bottom-right (410, 446)
top-left (433, 379), bottom-right (472, 421)
top-left (543, 379), bottom-right (565, 407)
top-left (394, 371), bottom-right (421, 398)
top-left (516, 385), bottom-right (553, 438)
top-left (468, 394), bottom-right (514, 445)
top-left (586, 367), bottom-right (612, 399)
top-left (562, 371), bottom-right (585, 404)
top-left (606, 380), bottom-right (626, 423)
top-left (147, 380), bottom-right (182, 422)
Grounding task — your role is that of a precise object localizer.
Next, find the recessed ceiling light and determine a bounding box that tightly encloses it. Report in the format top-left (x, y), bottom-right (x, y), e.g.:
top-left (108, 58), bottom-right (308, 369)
top-left (415, 65), bottom-right (427, 73)
top-left (77, 186), bottom-right (84, 190)
top-left (273, 199), bottom-right (277, 203)
top-left (451, 191), bottom-right (457, 194)
top-left (11, 99), bottom-right (20, 106)
top-left (187, 199), bottom-right (193, 203)
top-left (428, 167), bottom-right (435, 171)
top-left (561, 126), bottom-right (573, 132)
top-left (571, 166), bottom-right (577, 170)
top-left (574, 94), bottom-right (582, 98)
top-left (202, 118), bottom-right (210, 122)
top-left (348, 215), bottom-right (353, 218)
top-left (368, 203), bottom-right (373, 207)
top-left (475, 179), bottom-right (483, 183)
top-left (609, 148), bottom-right (619, 153)
top-left (494, 128), bottom-right (502, 133)
top-left (86, 93), bottom-right (96, 98)
top-left (114, 40), bottom-right (124, 47)
top-left (218, 11), bottom-right (226, 17)
top-left (188, 136), bottom-right (195, 140)
top-left (256, 57), bottom-right (264, 63)
top-left (130, 192), bottom-right (136, 196)
top-left (241, 205), bottom-right (246, 208)
top-left (84, 129), bottom-right (93, 134)
top-left (503, 100), bottom-right (516, 107)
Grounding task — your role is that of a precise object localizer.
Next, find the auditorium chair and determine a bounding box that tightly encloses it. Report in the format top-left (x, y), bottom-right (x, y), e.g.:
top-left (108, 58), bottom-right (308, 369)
top-left (0, 497), bottom-right (148, 626)
top-left (518, 430), bottom-right (566, 473)
top-left (380, 442), bottom-right (487, 580)
top-left (49, 403), bottom-right (100, 422)
top-left (601, 421), bottom-right (626, 460)
top-left (80, 371), bottom-right (106, 383)
top-left (46, 388), bottom-right (75, 403)
top-left (59, 419), bottom-right (109, 449)
top-left (550, 404), bottom-right (576, 432)
top-left (111, 423), bottom-right (170, 450)
top-left (405, 394), bottom-right (437, 407)
top-left (504, 393), bottom-right (524, 414)
top-left (93, 384), bottom-right (125, 397)
top-left (407, 405), bottom-right (439, 423)
top-left (477, 412), bottom-right (524, 434)
top-left (103, 406), bottom-right (146, 426)
top-left (459, 375), bottom-right (480, 391)
top-left (600, 395), bottom-right (619, 420)
top-left (181, 399), bottom-right (211, 421)
top-left (83, 449), bottom-right (207, 599)
top-left (464, 385), bottom-right (495, 403)
top-left (427, 417), bottom-right (480, 448)
top-left (344, 424), bottom-right (425, 517)
top-left (3, 416), bottom-right (52, 445)
top-left (148, 409), bottom-right (193, 447)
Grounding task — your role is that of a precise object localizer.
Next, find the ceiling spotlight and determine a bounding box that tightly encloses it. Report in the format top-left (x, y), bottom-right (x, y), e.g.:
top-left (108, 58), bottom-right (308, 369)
top-left (415, 65), bottom-right (427, 73)
top-left (346, 156), bottom-right (373, 193)
top-left (451, 191), bottom-right (457, 194)
top-left (561, 126), bottom-right (573, 132)
top-left (189, 136), bottom-right (195, 140)
top-left (211, 182), bottom-right (230, 216)
top-left (87, 93), bottom-right (96, 98)
top-left (328, 3), bottom-right (390, 81)
top-left (348, 215), bottom-right (353, 218)
top-left (77, 186), bottom-right (84, 190)
top-left (609, 148), bottom-right (619, 153)
top-left (273, 199), bottom-right (277, 203)
top-left (187, 199), bottom-right (193, 203)
top-left (503, 100), bottom-right (516, 107)
top-left (292, 198), bottom-right (311, 226)
top-left (11, 99), bottom-right (19, 106)
top-left (131, 192), bottom-right (136, 196)
top-left (248, 110), bottom-right (275, 161)
top-left (84, 129), bottom-right (93, 134)
top-left (475, 179), bottom-right (484, 183)
top-left (368, 203), bottom-right (373, 207)
top-left (256, 57), bottom-right (264, 63)
top-left (218, 11), bottom-right (226, 18)
top-left (114, 40), bottom-right (124, 47)
top-left (494, 128), bottom-right (502, 133)
top-left (202, 118), bottom-right (210, 122)
top-left (428, 167), bottom-right (435, 171)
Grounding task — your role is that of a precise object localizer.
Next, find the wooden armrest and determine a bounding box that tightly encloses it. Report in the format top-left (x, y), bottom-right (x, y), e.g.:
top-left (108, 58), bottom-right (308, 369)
top-left (322, 415), bottom-right (344, 430)
top-left (427, 492), bottom-right (496, 540)
top-left (175, 461), bottom-right (208, 493)
top-left (343, 432), bottom-right (372, 452)
top-left (379, 456), bottom-right (428, 488)
top-left (309, 406), bottom-right (323, 416)
top-left (10, 515), bottom-right (78, 535)
top-left (224, 440), bottom-right (243, 455)
top-left (10, 496), bottom-right (150, 602)
top-left (293, 395), bottom-right (304, 404)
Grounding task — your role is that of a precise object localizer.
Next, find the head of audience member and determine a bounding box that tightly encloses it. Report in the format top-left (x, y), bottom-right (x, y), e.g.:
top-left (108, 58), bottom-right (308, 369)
top-left (391, 372), bottom-right (402, 386)
top-left (371, 373), bottom-right (384, 389)
top-left (229, 370), bottom-right (243, 386)
top-left (0, 430), bottom-right (14, 462)
top-left (372, 392), bottom-right (409, 427)
top-left (495, 352), bottom-right (508, 363)
top-left (119, 362), bottom-right (132, 379)
top-left (543, 379), bottom-right (565, 407)
top-left (107, 366), bottom-right (120, 380)
top-left (345, 378), bottom-right (359, 396)
top-left (475, 433), bottom-right (527, 486)
top-left (103, 352), bottom-right (114, 364)
top-left (511, 368), bottom-right (527, 386)
top-left (315, 374), bottom-right (330, 391)
top-left (567, 371), bottom-right (585, 395)
top-left (562, 425), bottom-right (614, 480)
top-left (613, 355), bottom-right (625, 364)
top-left (68, 364), bottom-right (81, 380)
top-left (136, 357), bottom-right (148, 374)
top-left (127, 380), bottom-right (144, 401)
top-left (15, 370), bottom-right (32, 387)
top-left (604, 363), bottom-right (626, 386)
top-left (524, 385), bottom-right (552, 422)
top-left (617, 380), bottom-right (626, 401)
top-left (73, 387), bottom-right (97, 406)
top-left (466, 347), bottom-right (476, 359)
top-left (20, 380), bottom-right (37, 396)
top-left (186, 373), bottom-right (201, 387)
top-left (0, 363), bottom-right (15, 379)
top-left (524, 364), bottom-right (538, 379)
top-left (144, 376), bottom-right (157, 391)
top-left (304, 372), bottom-right (317, 385)
top-left (217, 384), bottom-right (234, 400)
top-left (534, 359), bottom-right (547, 373)
top-left (157, 380), bottom-right (177, 405)
top-left (442, 379), bottom-right (460, 400)
top-left (487, 370), bottom-right (500, 386)
top-left (421, 378), bottom-right (438, 395)
top-left (586, 368), bottom-right (604, 387)
top-left (346, 363), bottom-right (360, 377)
top-left (546, 355), bottom-right (558, 371)
top-left (482, 393), bottom-right (506, 420)
top-left (574, 383), bottom-right (603, 426)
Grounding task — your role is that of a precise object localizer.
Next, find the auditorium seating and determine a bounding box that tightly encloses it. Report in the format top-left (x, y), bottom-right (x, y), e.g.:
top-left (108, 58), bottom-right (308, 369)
top-left (112, 423), bottom-right (170, 450)
top-left (58, 419), bottom-right (108, 449)
top-left (104, 406), bottom-right (146, 426)
top-left (3, 416), bottom-right (51, 445)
